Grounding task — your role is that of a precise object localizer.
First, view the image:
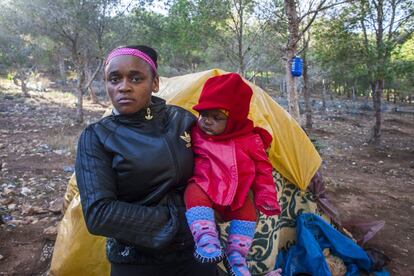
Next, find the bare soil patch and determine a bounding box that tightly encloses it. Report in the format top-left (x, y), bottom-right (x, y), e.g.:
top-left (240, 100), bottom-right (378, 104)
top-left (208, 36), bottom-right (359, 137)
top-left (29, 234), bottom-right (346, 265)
top-left (0, 81), bottom-right (107, 275)
top-left (309, 109), bottom-right (414, 276)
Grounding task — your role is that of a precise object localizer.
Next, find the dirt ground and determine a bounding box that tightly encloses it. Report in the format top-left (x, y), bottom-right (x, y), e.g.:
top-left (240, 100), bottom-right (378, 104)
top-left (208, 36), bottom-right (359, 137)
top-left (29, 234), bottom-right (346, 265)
top-left (0, 80), bottom-right (413, 275)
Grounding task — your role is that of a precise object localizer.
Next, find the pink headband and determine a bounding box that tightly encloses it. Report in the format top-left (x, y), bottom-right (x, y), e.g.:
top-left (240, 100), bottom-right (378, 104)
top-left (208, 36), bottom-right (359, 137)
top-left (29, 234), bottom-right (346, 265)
top-left (105, 47), bottom-right (157, 74)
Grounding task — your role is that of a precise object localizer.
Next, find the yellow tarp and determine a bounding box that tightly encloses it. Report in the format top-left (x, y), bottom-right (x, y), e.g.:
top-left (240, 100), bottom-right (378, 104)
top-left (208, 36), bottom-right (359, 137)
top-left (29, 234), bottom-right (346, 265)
top-left (50, 69), bottom-right (321, 276)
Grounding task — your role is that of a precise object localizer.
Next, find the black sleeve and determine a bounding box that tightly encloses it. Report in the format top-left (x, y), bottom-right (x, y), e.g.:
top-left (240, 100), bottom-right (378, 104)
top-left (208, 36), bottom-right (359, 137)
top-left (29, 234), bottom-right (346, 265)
top-left (75, 125), bottom-right (179, 249)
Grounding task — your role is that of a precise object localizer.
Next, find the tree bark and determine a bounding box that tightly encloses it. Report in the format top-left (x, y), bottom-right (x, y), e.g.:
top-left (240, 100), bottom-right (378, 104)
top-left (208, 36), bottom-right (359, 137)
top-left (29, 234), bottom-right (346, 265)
top-left (371, 79), bottom-right (383, 144)
top-left (303, 53), bottom-right (312, 129)
top-left (58, 56), bottom-right (67, 85)
top-left (84, 60), bottom-right (99, 104)
top-left (352, 86), bottom-right (356, 101)
top-left (76, 68), bottom-right (85, 123)
top-left (21, 80), bottom-right (28, 96)
top-left (321, 80), bottom-right (327, 113)
top-left (13, 73), bottom-right (30, 97)
top-left (284, 0), bottom-right (301, 123)
top-left (280, 79), bottom-right (286, 97)
top-left (237, 0), bottom-right (245, 76)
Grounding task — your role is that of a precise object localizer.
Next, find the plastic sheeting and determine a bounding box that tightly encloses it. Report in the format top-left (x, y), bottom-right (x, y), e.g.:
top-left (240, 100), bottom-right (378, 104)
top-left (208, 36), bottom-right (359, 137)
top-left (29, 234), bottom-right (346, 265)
top-left (276, 213), bottom-right (373, 276)
top-left (50, 69), bottom-right (322, 275)
top-left (50, 194), bottom-right (109, 275)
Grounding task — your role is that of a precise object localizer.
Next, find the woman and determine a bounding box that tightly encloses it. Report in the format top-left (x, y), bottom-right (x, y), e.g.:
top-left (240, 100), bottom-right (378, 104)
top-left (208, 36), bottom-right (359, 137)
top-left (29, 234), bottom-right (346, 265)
top-left (75, 45), bottom-right (217, 275)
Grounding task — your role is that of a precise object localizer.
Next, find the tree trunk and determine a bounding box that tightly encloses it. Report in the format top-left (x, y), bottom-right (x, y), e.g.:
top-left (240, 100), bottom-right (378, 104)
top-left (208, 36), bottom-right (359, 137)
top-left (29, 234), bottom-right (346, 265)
top-left (13, 74), bottom-right (30, 97)
top-left (284, 0), bottom-right (301, 123)
top-left (280, 79), bottom-right (285, 97)
top-left (321, 80), bottom-right (327, 113)
top-left (76, 68), bottom-right (85, 123)
top-left (303, 54), bottom-right (312, 129)
top-left (236, 0), bottom-right (245, 76)
top-left (285, 57), bottom-right (301, 123)
top-left (371, 82), bottom-right (377, 111)
top-left (58, 56), bottom-right (67, 85)
top-left (346, 82), bottom-right (351, 99)
top-left (84, 61), bottom-right (99, 104)
top-left (371, 79), bottom-right (383, 144)
top-left (21, 80), bottom-right (29, 96)
top-left (352, 86), bottom-right (356, 101)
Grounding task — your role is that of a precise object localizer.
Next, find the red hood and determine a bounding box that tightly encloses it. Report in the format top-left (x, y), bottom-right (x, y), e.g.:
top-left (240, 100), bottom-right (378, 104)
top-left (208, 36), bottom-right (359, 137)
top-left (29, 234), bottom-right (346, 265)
top-left (193, 73), bottom-right (254, 141)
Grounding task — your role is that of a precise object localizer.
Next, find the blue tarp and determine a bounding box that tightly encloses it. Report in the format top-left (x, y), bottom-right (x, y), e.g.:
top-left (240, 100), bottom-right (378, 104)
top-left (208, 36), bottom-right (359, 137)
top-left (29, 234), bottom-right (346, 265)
top-left (276, 213), bottom-right (373, 276)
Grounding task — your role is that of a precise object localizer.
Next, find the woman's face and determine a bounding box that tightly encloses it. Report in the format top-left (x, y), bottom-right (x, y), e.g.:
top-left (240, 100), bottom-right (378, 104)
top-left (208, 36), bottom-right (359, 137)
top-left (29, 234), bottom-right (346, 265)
top-left (197, 109), bottom-right (228, 135)
top-left (105, 55), bottom-right (159, 115)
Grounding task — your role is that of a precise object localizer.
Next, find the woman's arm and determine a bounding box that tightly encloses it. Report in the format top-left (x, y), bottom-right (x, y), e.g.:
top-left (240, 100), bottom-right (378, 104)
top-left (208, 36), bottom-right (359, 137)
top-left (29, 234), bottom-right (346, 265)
top-left (75, 126), bottom-right (179, 249)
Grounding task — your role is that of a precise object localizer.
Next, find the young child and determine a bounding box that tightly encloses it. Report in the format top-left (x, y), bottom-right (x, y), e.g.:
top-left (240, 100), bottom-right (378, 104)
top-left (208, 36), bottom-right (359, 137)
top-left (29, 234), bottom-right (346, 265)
top-left (184, 73), bottom-right (281, 276)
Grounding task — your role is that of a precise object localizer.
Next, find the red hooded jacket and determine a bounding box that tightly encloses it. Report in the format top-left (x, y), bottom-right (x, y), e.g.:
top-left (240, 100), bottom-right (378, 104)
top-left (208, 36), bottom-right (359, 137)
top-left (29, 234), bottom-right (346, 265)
top-left (189, 73), bottom-right (280, 216)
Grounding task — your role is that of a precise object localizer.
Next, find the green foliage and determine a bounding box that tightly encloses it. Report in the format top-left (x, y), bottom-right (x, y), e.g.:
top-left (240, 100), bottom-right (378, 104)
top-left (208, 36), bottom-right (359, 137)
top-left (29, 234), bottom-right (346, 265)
top-left (130, 0), bottom-right (230, 73)
top-left (311, 1), bottom-right (414, 99)
top-left (312, 15), bottom-right (370, 95)
top-left (0, 0), bottom-right (412, 100)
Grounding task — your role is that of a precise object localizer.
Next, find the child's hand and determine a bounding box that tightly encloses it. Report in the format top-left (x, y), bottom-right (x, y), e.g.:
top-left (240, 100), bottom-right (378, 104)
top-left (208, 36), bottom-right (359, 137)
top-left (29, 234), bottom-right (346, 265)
top-left (259, 205), bottom-right (281, 216)
top-left (262, 205), bottom-right (275, 210)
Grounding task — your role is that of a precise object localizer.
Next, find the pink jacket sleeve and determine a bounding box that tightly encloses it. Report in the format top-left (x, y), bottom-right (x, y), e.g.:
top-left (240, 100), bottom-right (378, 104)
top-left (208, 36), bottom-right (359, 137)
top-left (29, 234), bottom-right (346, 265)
top-left (250, 135), bottom-right (281, 216)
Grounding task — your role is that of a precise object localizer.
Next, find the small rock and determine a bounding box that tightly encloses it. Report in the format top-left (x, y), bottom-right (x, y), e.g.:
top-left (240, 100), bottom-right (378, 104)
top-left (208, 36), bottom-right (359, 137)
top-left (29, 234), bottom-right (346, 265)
top-left (7, 219), bottom-right (23, 226)
top-left (3, 188), bottom-right (14, 196)
top-left (378, 160), bottom-right (384, 164)
top-left (7, 203), bottom-right (16, 210)
top-left (53, 149), bottom-right (66, 155)
top-left (21, 187), bottom-right (32, 196)
top-left (0, 198), bottom-right (14, 205)
top-left (1, 214), bottom-right (13, 222)
top-left (0, 254), bottom-right (3, 260)
top-left (32, 206), bottom-right (48, 214)
top-left (22, 205), bottom-right (48, 215)
top-left (48, 198), bottom-right (64, 214)
top-left (39, 217), bottom-right (51, 224)
top-left (23, 216), bottom-right (38, 224)
top-left (63, 166), bottom-right (74, 173)
top-left (21, 205), bottom-right (35, 215)
top-left (43, 226), bottom-right (58, 240)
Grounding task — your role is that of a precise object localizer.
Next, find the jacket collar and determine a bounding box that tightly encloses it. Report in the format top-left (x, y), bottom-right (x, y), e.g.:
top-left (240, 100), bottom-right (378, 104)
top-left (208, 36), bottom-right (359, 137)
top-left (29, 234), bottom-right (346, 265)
top-left (111, 96), bottom-right (166, 127)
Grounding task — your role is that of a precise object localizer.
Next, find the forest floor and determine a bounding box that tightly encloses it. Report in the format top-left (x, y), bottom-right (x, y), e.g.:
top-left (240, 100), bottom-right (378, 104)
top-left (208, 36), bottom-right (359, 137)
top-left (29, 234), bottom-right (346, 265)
top-left (0, 79), bottom-right (413, 275)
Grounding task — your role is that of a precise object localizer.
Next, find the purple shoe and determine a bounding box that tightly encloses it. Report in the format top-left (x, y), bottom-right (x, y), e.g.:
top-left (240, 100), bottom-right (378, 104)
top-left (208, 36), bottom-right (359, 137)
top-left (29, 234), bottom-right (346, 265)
top-left (186, 207), bottom-right (224, 263)
top-left (225, 220), bottom-right (256, 276)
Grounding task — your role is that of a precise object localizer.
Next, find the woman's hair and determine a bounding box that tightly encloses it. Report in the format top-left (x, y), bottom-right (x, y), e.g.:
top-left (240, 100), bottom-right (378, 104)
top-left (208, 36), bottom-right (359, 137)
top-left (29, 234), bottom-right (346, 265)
top-left (105, 45), bottom-right (158, 77)
top-left (115, 44), bottom-right (158, 68)
top-left (123, 45), bottom-right (158, 67)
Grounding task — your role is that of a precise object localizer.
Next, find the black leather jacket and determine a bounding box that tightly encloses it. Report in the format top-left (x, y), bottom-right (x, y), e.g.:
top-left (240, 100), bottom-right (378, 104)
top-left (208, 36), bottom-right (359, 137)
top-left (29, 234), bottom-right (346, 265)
top-left (75, 96), bottom-right (197, 264)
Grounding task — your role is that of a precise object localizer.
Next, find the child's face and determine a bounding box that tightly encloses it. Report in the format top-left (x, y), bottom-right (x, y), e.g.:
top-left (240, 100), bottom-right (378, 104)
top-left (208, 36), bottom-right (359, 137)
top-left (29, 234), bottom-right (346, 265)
top-left (198, 109), bottom-right (228, 136)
